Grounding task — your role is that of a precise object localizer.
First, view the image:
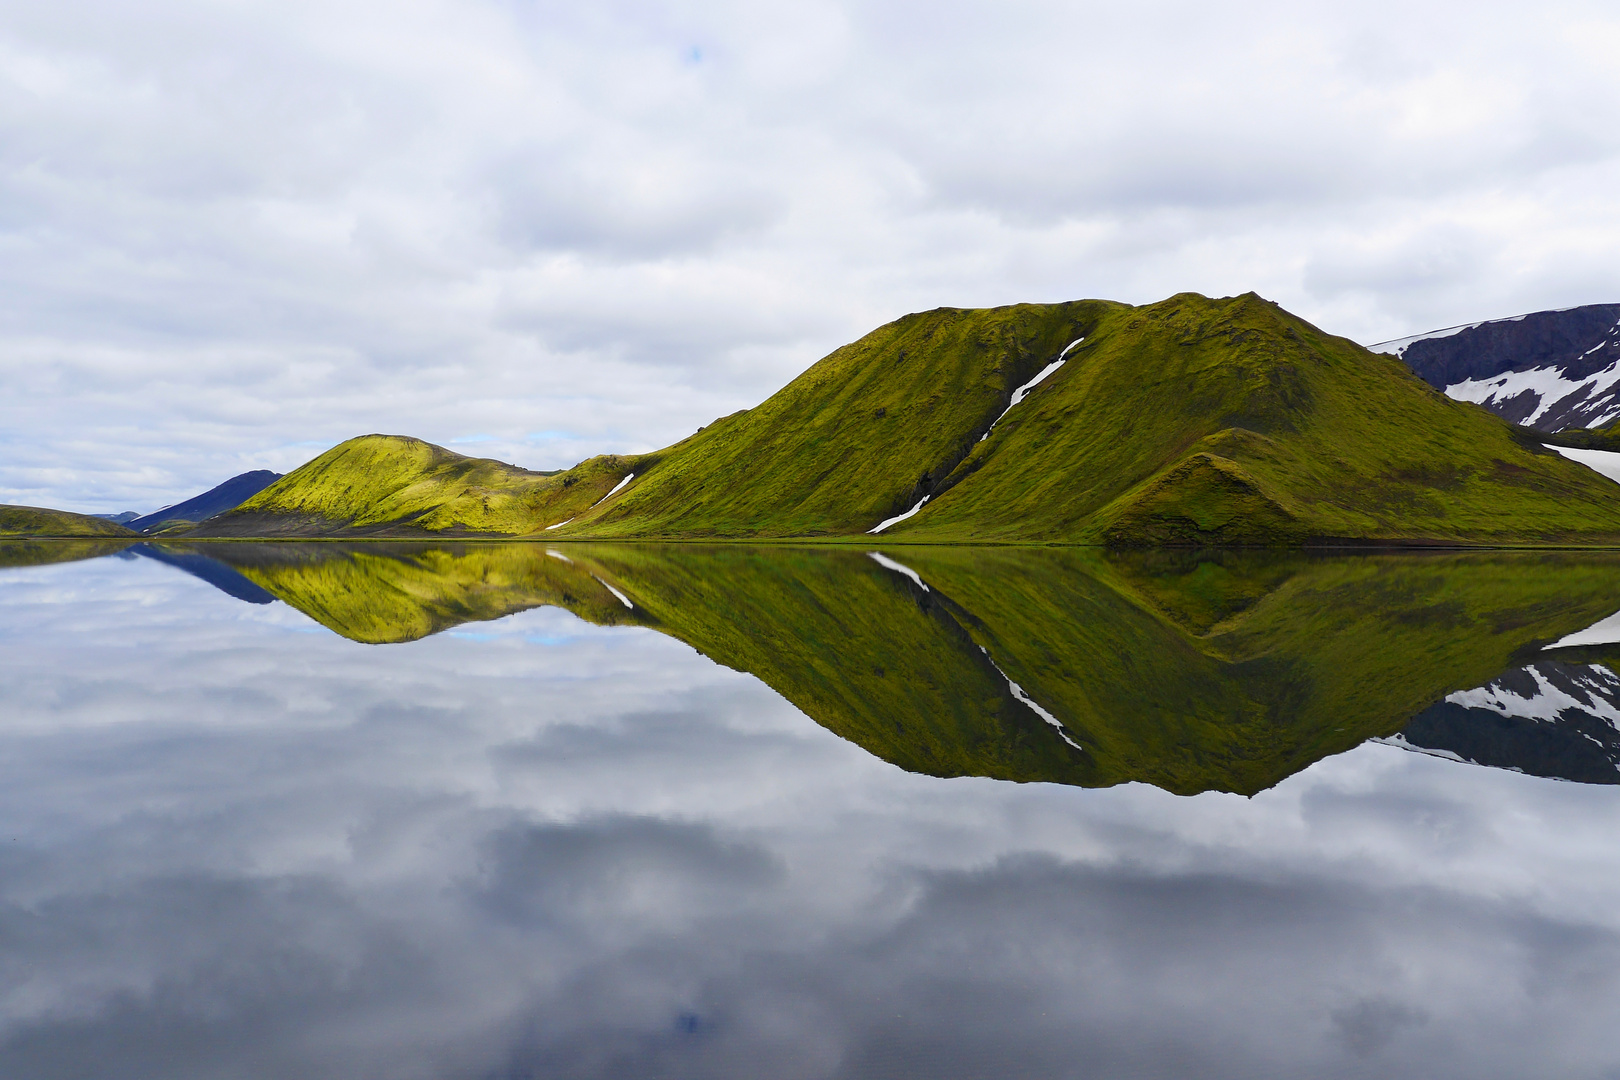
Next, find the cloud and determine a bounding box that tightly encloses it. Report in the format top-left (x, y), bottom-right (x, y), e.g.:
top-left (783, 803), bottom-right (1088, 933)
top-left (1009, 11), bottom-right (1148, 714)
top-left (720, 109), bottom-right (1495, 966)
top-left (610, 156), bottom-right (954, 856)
top-left (2, 0), bottom-right (1619, 510)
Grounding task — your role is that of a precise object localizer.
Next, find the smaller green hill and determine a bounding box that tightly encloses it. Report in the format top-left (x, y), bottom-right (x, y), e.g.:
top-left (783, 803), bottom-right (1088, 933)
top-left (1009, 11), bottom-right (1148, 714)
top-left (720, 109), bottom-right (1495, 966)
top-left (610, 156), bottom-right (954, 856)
top-left (190, 435), bottom-right (641, 538)
top-left (0, 505), bottom-right (138, 539)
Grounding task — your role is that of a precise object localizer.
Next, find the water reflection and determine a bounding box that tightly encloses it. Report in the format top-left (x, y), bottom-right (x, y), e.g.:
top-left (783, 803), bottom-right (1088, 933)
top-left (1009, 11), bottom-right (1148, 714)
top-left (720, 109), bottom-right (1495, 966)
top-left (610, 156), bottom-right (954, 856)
top-left (5, 543), bottom-right (1620, 1078)
top-left (52, 539), bottom-right (1620, 794)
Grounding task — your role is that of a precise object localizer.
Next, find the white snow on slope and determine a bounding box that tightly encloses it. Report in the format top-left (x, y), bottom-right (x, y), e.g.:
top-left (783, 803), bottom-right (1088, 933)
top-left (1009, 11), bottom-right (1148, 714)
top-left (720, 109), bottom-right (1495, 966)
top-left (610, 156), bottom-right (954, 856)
top-left (980, 337), bottom-right (1085, 442)
top-left (1547, 609), bottom-right (1620, 650)
top-left (591, 574), bottom-right (634, 609)
top-left (867, 551), bottom-right (929, 591)
top-left (589, 472), bottom-right (635, 509)
top-left (868, 495), bottom-right (929, 535)
top-left (1447, 359), bottom-right (1620, 427)
top-left (1367, 313), bottom-right (1532, 357)
top-left (1549, 445), bottom-right (1620, 484)
top-left (1445, 665), bottom-right (1620, 725)
top-left (979, 646), bottom-right (1084, 751)
top-left (544, 517), bottom-right (574, 530)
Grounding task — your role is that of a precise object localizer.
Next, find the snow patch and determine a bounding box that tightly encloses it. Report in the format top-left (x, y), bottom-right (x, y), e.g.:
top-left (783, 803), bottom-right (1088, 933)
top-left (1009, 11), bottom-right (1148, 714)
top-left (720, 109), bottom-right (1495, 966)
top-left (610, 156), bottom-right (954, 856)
top-left (1444, 360), bottom-right (1620, 427)
top-left (591, 574), bottom-right (634, 609)
top-left (979, 337), bottom-right (1084, 443)
top-left (589, 472), bottom-right (635, 509)
top-left (544, 517), bottom-right (574, 530)
top-left (1548, 445), bottom-right (1620, 485)
top-left (1372, 733), bottom-right (1474, 765)
top-left (867, 552), bottom-right (929, 592)
top-left (869, 495), bottom-right (929, 535)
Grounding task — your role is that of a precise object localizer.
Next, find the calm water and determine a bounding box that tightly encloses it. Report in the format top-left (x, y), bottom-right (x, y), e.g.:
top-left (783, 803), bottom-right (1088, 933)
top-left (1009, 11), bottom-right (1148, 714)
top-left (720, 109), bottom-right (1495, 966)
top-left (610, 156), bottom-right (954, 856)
top-left (5, 540), bottom-right (1620, 1078)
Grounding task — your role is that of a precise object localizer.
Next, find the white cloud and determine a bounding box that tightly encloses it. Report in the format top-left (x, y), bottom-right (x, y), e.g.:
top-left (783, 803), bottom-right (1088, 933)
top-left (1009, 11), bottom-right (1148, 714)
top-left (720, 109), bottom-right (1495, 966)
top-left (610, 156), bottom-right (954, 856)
top-left (2, 0), bottom-right (1619, 510)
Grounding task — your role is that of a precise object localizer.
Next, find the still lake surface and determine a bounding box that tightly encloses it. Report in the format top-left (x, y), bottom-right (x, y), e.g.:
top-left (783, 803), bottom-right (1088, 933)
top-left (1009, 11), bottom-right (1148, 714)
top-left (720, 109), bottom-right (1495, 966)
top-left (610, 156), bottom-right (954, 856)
top-left (6, 539), bottom-right (1620, 1078)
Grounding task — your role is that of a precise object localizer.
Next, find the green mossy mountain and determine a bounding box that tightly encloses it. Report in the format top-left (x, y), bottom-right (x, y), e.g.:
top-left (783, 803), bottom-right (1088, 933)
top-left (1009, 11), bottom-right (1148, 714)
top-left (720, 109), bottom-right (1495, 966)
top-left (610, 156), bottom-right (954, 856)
top-left (0, 505), bottom-right (138, 539)
top-left (192, 435), bottom-right (637, 538)
top-left (166, 541), bottom-right (1620, 795)
top-left (185, 292), bottom-right (1620, 544)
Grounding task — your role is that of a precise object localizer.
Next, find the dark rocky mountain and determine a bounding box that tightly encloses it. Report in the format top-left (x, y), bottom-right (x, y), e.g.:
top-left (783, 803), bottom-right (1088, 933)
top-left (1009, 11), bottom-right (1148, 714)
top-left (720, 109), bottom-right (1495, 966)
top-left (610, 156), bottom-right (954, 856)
top-left (1390, 657), bottom-right (1620, 783)
top-left (1370, 303), bottom-right (1620, 431)
top-left (129, 470), bottom-right (282, 533)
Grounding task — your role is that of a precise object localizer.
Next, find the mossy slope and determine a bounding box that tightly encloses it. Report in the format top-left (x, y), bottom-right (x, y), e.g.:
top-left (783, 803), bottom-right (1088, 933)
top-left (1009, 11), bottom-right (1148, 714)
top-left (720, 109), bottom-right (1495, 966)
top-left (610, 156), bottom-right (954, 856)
top-left (0, 505), bottom-right (138, 539)
top-left (191, 436), bottom-right (639, 538)
top-left (886, 293), bottom-right (1620, 544)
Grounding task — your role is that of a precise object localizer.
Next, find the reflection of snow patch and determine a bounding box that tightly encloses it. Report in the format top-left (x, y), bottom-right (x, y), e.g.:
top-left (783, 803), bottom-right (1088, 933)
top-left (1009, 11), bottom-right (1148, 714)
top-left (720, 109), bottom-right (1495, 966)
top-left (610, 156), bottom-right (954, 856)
top-left (868, 552), bottom-right (929, 592)
top-left (545, 518), bottom-right (574, 530)
top-left (1547, 608), bottom-right (1620, 649)
top-left (1445, 664), bottom-right (1620, 725)
top-left (1372, 733), bottom-right (1473, 765)
top-left (591, 574), bottom-right (634, 609)
top-left (589, 473), bottom-right (635, 509)
top-left (545, 549), bottom-right (573, 564)
top-left (980, 647), bottom-right (1083, 751)
top-left (1549, 445), bottom-right (1620, 484)
top-left (869, 495), bottom-right (929, 534)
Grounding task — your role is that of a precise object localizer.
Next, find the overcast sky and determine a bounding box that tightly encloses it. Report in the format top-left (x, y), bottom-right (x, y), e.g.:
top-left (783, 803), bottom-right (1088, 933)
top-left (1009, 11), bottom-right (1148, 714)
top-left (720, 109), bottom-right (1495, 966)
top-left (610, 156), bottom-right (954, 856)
top-left (3, 0), bottom-right (1619, 512)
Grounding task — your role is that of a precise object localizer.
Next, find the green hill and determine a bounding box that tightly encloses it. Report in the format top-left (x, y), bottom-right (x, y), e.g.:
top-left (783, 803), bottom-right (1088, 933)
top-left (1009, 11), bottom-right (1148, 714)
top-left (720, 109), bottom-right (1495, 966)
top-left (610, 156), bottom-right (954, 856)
top-left (0, 505), bottom-right (138, 539)
top-left (180, 541), bottom-right (1620, 795)
top-left (186, 292), bottom-right (1620, 544)
top-left (192, 435), bottom-right (639, 538)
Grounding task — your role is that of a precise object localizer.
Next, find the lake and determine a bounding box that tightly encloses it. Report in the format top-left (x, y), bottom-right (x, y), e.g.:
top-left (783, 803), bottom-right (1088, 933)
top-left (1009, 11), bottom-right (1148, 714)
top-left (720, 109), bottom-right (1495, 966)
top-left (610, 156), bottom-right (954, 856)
top-left (4, 539), bottom-right (1620, 1078)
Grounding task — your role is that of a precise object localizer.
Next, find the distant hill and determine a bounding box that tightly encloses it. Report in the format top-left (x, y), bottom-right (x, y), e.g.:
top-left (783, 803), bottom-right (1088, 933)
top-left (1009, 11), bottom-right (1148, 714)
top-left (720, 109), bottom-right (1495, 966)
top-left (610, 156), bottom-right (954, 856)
top-left (195, 292), bottom-right (1620, 545)
top-left (1369, 303), bottom-right (1620, 432)
top-left (128, 470), bottom-right (283, 533)
top-left (0, 505), bottom-right (138, 539)
top-left (94, 511), bottom-right (142, 524)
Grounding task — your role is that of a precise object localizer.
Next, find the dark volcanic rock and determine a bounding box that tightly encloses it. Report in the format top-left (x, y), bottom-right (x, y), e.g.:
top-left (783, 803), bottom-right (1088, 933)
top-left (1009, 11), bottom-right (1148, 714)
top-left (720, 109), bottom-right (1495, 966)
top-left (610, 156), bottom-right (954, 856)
top-left (1370, 304), bottom-right (1620, 432)
top-left (130, 470), bottom-right (282, 533)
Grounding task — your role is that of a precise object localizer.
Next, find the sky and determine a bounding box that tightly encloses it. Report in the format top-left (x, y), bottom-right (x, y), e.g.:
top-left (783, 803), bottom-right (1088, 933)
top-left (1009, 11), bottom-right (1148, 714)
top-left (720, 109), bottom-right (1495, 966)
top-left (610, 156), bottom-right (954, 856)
top-left (3, 0), bottom-right (1619, 513)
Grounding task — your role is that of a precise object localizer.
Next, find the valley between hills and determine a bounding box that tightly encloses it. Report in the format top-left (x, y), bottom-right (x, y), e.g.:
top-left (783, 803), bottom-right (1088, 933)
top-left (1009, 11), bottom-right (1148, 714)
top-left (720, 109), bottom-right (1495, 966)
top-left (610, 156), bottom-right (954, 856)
top-left (12, 290), bottom-right (1620, 546)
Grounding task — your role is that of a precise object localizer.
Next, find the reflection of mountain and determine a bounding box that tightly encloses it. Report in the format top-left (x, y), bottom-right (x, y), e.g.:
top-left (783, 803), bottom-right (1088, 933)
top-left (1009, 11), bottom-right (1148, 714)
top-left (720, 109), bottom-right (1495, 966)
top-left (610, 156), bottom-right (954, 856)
top-left (142, 542), bottom-right (1620, 796)
top-left (1392, 656), bottom-right (1620, 783)
top-left (130, 544), bottom-right (276, 604)
top-left (0, 538), bottom-right (134, 568)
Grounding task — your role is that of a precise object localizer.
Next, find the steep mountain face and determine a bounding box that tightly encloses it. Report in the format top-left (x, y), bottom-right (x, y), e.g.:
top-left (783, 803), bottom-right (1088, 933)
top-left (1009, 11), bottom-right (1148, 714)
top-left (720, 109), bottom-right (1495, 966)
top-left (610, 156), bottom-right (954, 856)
top-left (0, 505), bottom-right (138, 539)
top-left (1370, 304), bottom-right (1620, 432)
top-left (879, 293), bottom-right (1620, 544)
top-left (128, 470), bottom-right (284, 533)
top-left (188, 292), bottom-right (1620, 545)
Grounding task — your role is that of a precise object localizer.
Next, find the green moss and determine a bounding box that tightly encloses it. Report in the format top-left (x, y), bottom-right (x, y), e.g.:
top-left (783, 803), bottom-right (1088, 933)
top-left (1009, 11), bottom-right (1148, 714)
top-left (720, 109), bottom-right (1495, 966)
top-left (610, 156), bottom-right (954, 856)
top-left (190, 435), bottom-right (640, 538)
top-left (0, 505), bottom-right (138, 539)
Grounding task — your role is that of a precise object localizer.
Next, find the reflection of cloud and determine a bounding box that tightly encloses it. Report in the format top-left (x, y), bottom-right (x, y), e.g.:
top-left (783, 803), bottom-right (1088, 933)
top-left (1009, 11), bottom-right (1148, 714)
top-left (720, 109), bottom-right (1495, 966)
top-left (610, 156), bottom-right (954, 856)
top-left (7, 557), bottom-right (1620, 1076)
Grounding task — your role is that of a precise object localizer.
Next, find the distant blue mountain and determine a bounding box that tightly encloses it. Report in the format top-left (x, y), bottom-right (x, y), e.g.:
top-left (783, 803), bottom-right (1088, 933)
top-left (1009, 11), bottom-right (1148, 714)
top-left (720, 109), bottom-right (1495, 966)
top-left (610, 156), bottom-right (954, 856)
top-left (93, 511), bottom-right (142, 524)
top-left (129, 470), bottom-right (282, 533)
